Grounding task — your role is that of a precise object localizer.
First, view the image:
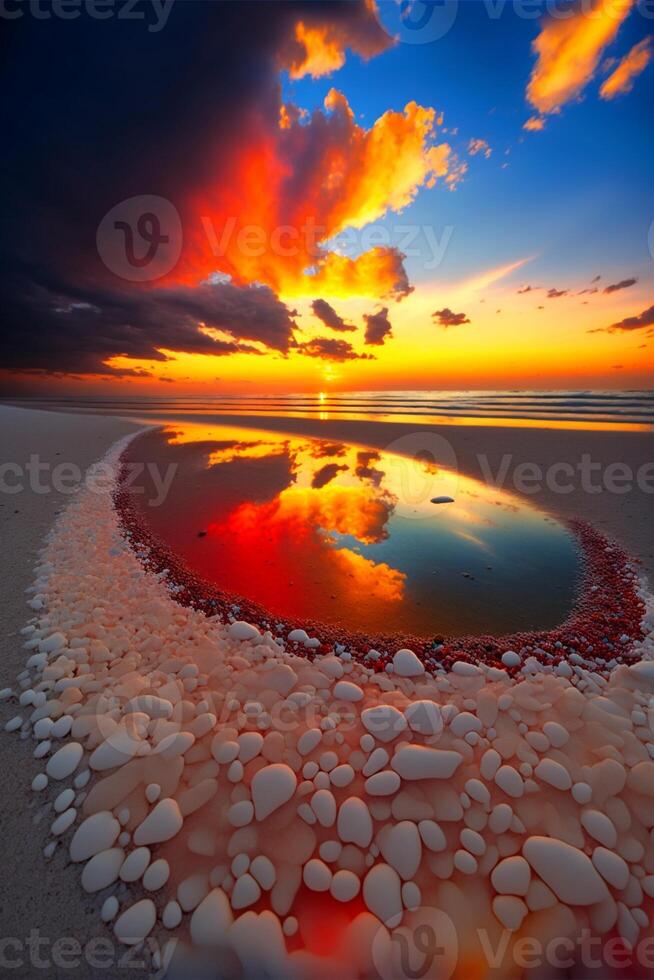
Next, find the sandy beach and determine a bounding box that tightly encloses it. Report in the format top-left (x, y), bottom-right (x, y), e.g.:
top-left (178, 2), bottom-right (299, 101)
top-left (0, 407), bottom-right (143, 978)
top-left (1, 403), bottom-right (653, 978)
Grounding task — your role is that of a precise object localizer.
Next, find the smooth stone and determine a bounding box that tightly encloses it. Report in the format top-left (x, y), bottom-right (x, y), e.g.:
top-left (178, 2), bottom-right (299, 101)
top-left (404, 701), bottom-right (443, 737)
top-left (361, 705), bottom-right (407, 743)
top-left (365, 771), bottom-right (401, 796)
top-left (70, 811), bottom-right (120, 862)
top-left (592, 848), bottom-right (630, 890)
top-left (134, 799), bottom-right (183, 845)
top-left (331, 869), bottom-right (360, 902)
top-left (391, 745), bottom-right (462, 780)
top-left (114, 899), bottom-right (156, 946)
top-left (81, 848), bottom-right (124, 892)
top-left (393, 649), bottom-right (425, 678)
top-left (379, 821), bottom-right (422, 880)
top-left (337, 797), bottom-right (373, 848)
top-left (491, 856), bottom-right (531, 896)
top-left (303, 859), bottom-right (332, 892)
top-left (363, 864), bottom-right (403, 927)
top-left (535, 759), bottom-right (572, 791)
top-left (46, 742), bottom-right (83, 780)
top-left (143, 859), bottom-right (170, 891)
top-left (523, 836), bottom-right (609, 905)
top-left (252, 764), bottom-right (297, 820)
top-left (493, 896), bottom-right (528, 932)
top-left (119, 847), bottom-right (151, 882)
top-left (190, 889), bottom-right (234, 945)
top-left (229, 621), bottom-right (260, 642)
top-left (333, 680), bottom-right (364, 702)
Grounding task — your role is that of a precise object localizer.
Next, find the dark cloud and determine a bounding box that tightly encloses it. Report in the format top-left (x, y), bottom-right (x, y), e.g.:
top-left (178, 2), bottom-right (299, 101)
top-left (311, 463), bottom-right (349, 489)
top-left (311, 299), bottom-right (356, 332)
top-left (0, 272), bottom-right (295, 376)
top-left (517, 284), bottom-right (538, 294)
top-left (603, 277), bottom-right (637, 294)
top-left (364, 308), bottom-right (393, 345)
top-left (432, 308), bottom-right (470, 327)
top-left (577, 287), bottom-right (598, 295)
top-left (0, 1), bottom-right (389, 383)
top-left (604, 304), bottom-right (654, 332)
top-left (547, 288), bottom-right (568, 298)
top-left (355, 450), bottom-right (384, 486)
top-left (298, 337), bottom-right (373, 361)
top-left (591, 275), bottom-right (602, 283)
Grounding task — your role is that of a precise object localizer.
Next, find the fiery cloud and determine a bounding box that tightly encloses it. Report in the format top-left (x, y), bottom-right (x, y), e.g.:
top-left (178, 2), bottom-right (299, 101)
top-left (306, 247), bottom-right (412, 300)
top-left (526, 0), bottom-right (635, 116)
top-left (282, 4), bottom-right (392, 80)
top-left (329, 547), bottom-right (405, 602)
top-left (264, 484), bottom-right (394, 544)
top-left (600, 36), bottom-right (652, 98)
top-left (182, 89), bottom-right (457, 299)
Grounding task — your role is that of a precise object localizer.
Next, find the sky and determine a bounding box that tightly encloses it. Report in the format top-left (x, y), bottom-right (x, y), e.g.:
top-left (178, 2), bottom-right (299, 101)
top-left (1, 0), bottom-right (653, 395)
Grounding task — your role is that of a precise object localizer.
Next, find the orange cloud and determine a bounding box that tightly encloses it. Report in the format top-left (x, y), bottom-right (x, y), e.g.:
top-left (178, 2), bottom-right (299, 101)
top-left (600, 36), bottom-right (652, 98)
top-left (306, 246), bottom-right (412, 299)
top-left (329, 546), bottom-right (405, 602)
top-left (282, 3), bottom-right (392, 80)
top-left (467, 137), bottom-right (492, 158)
top-left (180, 90), bottom-right (456, 299)
top-left (289, 22), bottom-right (348, 78)
top-left (526, 0), bottom-right (635, 115)
top-left (523, 115), bottom-right (546, 132)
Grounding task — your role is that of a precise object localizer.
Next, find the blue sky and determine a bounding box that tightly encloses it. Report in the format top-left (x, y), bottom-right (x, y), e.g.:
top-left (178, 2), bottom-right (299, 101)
top-left (283, 1), bottom-right (654, 290)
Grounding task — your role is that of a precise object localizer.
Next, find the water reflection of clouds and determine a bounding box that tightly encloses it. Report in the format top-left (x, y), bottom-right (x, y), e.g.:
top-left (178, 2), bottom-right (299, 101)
top-left (149, 422), bottom-right (577, 634)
